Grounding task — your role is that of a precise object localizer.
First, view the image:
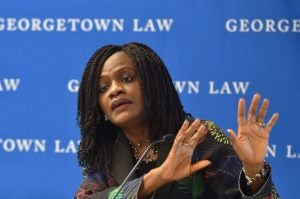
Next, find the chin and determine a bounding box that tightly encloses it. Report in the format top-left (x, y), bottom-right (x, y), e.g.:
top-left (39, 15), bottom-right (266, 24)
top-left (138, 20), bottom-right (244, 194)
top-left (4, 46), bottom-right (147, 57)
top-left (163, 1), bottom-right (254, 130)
top-left (110, 113), bottom-right (145, 127)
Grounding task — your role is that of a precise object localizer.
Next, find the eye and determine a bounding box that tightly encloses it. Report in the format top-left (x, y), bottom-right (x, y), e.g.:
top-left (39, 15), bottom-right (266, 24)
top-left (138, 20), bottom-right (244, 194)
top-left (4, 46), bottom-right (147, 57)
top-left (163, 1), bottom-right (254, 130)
top-left (99, 84), bottom-right (109, 94)
top-left (121, 74), bottom-right (134, 83)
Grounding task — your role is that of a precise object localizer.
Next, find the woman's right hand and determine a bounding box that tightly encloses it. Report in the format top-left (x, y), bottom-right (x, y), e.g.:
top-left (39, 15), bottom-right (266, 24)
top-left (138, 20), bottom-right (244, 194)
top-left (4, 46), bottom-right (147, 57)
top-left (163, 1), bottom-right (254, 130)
top-left (157, 119), bottom-right (211, 182)
top-left (139, 119), bottom-right (211, 198)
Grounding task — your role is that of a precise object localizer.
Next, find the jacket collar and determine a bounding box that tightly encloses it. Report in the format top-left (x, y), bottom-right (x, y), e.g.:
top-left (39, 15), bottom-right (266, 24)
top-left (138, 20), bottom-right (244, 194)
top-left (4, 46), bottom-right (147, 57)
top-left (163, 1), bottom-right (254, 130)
top-left (153, 141), bottom-right (174, 199)
top-left (110, 132), bottom-right (175, 198)
top-left (111, 132), bottom-right (135, 185)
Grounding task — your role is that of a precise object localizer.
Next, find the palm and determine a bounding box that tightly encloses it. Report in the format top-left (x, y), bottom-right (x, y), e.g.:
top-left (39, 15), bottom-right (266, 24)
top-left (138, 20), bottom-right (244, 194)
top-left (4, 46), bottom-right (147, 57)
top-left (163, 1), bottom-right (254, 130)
top-left (162, 141), bottom-right (194, 179)
top-left (228, 93), bottom-right (279, 166)
top-left (236, 124), bottom-right (268, 164)
top-left (159, 119), bottom-right (211, 181)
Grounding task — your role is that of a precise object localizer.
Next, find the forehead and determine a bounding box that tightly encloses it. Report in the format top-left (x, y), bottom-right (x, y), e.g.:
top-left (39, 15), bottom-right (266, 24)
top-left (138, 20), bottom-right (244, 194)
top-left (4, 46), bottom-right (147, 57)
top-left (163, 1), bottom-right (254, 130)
top-left (101, 51), bottom-right (135, 75)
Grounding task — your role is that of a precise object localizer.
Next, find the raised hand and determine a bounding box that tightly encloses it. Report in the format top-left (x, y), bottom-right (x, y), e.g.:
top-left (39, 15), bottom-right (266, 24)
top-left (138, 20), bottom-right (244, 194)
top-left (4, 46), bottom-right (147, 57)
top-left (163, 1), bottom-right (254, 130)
top-left (227, 93), bottom-right (279, 172)
top-left (158, 119), bottom-right (211, 182)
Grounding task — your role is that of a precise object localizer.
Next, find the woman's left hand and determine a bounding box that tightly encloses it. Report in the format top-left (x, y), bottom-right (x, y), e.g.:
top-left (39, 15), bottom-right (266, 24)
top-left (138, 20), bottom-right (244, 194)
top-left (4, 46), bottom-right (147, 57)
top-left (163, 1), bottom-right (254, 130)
top-left (227, 93), bottom-right (279, 173)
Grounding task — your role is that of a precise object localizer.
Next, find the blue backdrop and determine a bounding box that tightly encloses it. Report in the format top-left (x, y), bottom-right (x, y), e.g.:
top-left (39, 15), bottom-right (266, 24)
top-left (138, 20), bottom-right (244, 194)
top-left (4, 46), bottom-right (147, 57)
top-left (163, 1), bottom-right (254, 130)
top-left (0, 0), bottom-right (299, 198)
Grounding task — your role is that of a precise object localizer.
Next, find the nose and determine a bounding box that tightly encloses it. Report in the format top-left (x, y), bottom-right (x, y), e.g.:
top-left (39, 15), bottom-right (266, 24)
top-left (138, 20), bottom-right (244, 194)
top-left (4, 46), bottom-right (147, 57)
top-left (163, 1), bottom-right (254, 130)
top-left (109, 81), bottom-right (125, 98)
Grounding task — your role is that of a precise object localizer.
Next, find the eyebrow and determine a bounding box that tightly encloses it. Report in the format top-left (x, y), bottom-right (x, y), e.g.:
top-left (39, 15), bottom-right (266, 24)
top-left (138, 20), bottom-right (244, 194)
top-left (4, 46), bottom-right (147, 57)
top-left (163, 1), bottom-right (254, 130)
top-left (99, 66), bottom-right (136, 79)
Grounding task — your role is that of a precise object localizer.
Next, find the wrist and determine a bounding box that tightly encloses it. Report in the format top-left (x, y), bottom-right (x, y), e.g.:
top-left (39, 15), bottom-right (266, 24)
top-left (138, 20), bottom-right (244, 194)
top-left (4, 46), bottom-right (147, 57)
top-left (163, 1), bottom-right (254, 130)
top-left (242, 161), bottom-right (269, 186)
top-left (143, 167), bottom-right (170, 190)
top-left (152, 166), bottom-right (172, 184)
top-left (242, 162), bottom-right (264, 177)
top-left (139, 167), bottom-right (169, 198)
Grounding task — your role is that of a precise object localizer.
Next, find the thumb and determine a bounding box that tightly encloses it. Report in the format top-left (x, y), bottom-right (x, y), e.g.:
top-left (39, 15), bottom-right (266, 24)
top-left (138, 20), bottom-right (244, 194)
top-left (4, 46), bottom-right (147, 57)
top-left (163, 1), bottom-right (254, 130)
top-left (227, 129), bottom-right (237, 144)
top-left (227, 129), bottom-right (241, 151)
top-left (190, 160), bottom-right (211, 173)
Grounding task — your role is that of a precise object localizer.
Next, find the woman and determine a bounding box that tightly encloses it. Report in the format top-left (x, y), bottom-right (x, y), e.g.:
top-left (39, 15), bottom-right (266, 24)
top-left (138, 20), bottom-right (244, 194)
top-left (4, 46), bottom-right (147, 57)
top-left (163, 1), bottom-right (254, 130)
top-left (75, 42), bottom-right (279, 198)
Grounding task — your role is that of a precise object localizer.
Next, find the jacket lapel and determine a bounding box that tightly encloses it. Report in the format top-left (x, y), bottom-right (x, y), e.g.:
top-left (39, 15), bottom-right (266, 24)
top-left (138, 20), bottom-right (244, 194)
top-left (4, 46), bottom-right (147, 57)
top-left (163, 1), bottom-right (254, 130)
top-left (111, 133), bottom-right (135, 185)
top-left (110, 133), bottom-right (175, 198)
top-left (152, 142), bottom-right (174, 199)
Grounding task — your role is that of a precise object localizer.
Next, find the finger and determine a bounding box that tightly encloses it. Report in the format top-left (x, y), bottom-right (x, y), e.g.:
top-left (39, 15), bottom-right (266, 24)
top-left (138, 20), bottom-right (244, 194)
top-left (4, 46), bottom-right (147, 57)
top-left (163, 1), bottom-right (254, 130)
top-left (227, 129), bottom-right (241, 152)
top-left (238, 98), bottom-right (247, 126)
top-left (265, 113), bottom-right (279, 134)
top-left (256, 98), bottom-right (269, 123)
top-left (198, 134), bottom-right (206, 144)
top-left (185, 119), bottom-right (201, 138)
top-left (247, 93), bottom-right (261, 124)
top-left (190, 160), bottom-right (211, 173)
top-left (174, 120), bottom-right (189, 145)
top-left (190, 125), bottom-right (207, 148)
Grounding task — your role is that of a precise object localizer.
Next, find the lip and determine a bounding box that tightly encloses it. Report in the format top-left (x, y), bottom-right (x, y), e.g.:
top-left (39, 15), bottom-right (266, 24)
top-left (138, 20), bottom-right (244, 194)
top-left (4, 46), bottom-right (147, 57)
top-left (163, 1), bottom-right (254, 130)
top-left (111, 98), bottom-right (133, 111)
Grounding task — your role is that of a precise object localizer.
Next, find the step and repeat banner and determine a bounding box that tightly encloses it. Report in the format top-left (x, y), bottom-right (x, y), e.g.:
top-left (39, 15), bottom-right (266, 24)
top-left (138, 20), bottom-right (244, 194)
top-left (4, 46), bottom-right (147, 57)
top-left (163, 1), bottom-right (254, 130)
top-left (0, 0), bottom-right (299, 198)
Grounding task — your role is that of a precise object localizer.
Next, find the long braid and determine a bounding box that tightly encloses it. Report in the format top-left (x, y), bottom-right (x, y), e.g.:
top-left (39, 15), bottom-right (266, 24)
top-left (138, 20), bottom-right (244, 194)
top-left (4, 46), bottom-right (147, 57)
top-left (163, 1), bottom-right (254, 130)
top-left (77, 46), bottom-right (122, 170)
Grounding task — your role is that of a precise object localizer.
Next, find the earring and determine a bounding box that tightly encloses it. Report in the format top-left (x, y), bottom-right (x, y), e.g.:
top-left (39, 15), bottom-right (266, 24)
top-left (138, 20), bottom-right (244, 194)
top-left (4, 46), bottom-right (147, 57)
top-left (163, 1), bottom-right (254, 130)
top-left (104, 115), bottom-right (108, 121)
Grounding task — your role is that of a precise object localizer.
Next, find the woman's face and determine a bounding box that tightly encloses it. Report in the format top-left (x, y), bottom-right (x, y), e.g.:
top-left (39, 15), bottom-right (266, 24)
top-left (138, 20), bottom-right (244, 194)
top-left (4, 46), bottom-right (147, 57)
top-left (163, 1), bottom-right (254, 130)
top-left (98, 51), bottom-right (145, 128)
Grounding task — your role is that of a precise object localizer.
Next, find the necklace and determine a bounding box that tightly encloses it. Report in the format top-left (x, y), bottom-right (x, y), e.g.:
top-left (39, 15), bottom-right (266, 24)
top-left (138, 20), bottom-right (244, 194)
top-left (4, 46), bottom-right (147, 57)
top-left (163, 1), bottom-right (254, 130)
top-left (129, 139), bottom-right (158, 163)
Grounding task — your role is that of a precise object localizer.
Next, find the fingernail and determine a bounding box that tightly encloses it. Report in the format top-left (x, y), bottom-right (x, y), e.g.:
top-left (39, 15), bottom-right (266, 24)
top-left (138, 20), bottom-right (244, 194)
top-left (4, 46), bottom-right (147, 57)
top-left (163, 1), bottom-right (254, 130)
top-left (200, 125), bottom-right (206, 131)
top-left (227, 129), bottom-right (233, 135)
top-left (205, 160), bottom-right (212, 166)
top-left (184, 119), bottom-right (189, 125)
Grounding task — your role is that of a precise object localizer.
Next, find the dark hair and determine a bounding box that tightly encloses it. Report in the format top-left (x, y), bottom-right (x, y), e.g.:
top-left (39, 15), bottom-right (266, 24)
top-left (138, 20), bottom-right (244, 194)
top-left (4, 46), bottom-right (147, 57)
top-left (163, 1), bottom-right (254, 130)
top-left (77, 42), bottom-right (186, 171)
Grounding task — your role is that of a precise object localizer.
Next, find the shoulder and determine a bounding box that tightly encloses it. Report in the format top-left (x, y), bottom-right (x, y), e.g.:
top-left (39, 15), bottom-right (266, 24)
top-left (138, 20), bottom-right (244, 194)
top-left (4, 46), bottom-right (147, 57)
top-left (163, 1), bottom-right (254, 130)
top-left (81, 167), bottom-right (107, 182)
top-left (75, 168), bottom-right (108, 198)
top-left (185, 115), bottom-right (230, 145)
top-left (201, 120), bottom-right (231, 145)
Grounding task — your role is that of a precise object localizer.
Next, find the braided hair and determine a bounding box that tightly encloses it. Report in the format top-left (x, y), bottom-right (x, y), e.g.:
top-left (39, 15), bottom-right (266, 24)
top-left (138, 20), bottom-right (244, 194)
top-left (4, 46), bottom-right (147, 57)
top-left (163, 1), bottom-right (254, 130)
top-left (77, 42), bottom-right (186, 171)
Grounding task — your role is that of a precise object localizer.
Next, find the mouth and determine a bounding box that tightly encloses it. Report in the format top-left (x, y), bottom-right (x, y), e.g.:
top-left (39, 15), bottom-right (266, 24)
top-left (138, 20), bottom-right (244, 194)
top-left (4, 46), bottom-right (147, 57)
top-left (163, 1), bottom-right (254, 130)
top-left (111, 98), bottom-right (133, 111)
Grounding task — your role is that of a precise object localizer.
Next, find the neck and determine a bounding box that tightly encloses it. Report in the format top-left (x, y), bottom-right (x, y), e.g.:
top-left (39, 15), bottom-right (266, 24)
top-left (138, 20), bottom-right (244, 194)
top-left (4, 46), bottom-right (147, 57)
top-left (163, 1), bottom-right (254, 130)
top-left (121, 123), bottom-right (150, 145)
top-left (121, 123), bottom-right (158, 163)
